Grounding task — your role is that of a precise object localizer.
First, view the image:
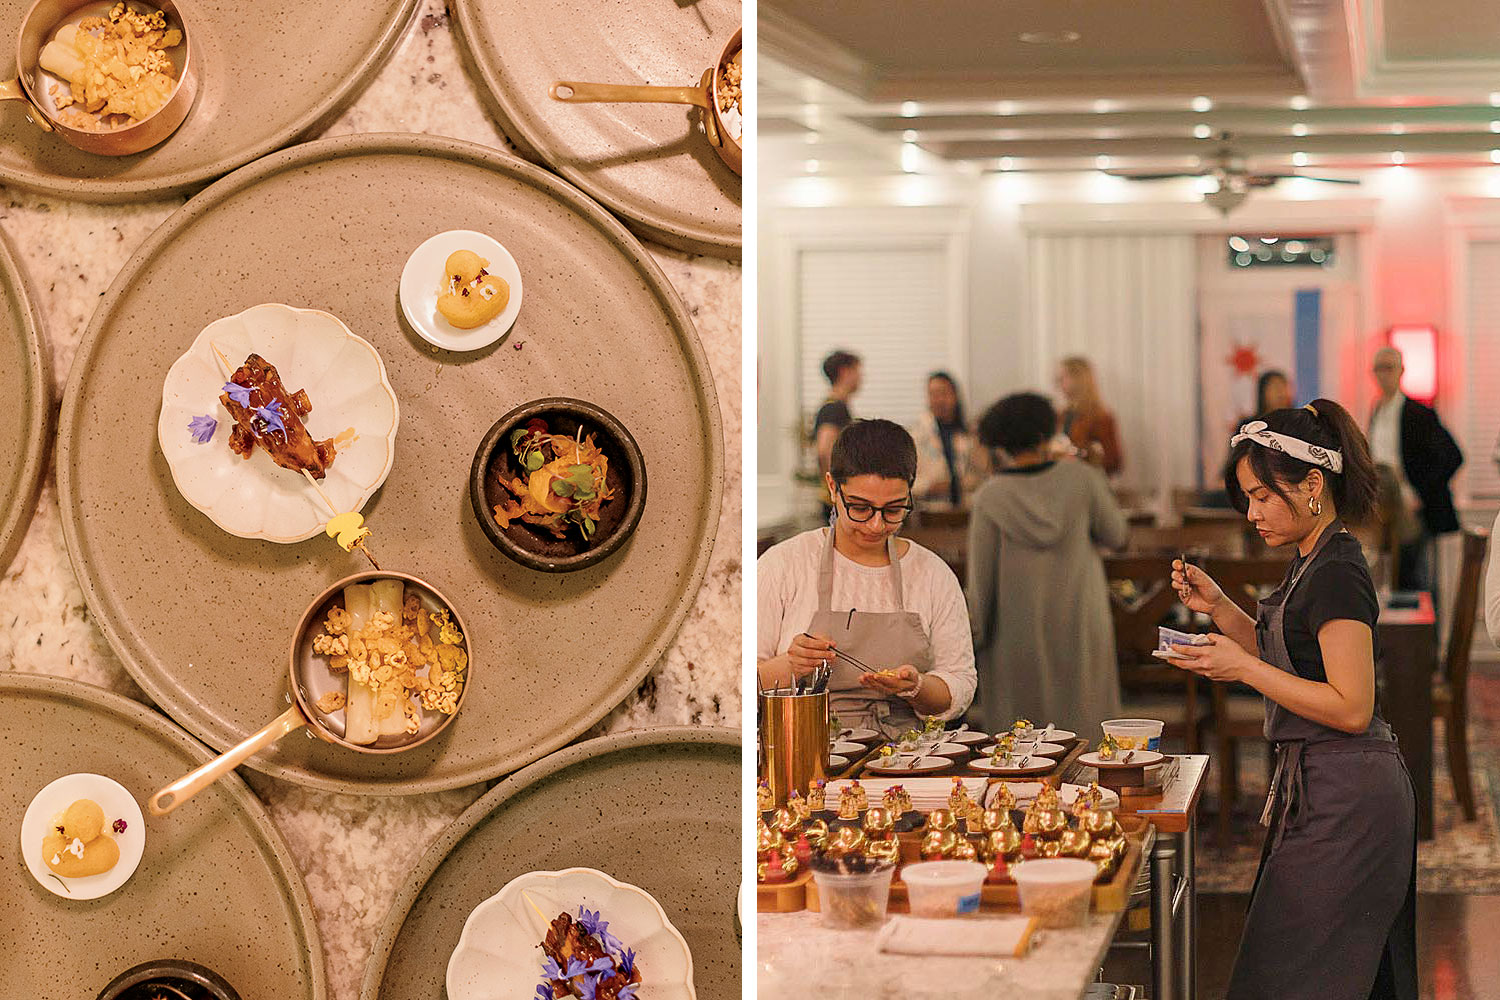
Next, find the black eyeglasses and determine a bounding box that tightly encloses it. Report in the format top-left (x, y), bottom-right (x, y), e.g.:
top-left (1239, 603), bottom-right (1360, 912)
top-left (836, 485), bottom-right (913, 524)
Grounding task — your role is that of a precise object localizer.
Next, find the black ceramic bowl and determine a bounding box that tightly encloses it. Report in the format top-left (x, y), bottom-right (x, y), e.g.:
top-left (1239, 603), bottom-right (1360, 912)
top-left (96, 960), bottom-right (241, 1000)
top-left (470, 397), bottom-right (646, 573)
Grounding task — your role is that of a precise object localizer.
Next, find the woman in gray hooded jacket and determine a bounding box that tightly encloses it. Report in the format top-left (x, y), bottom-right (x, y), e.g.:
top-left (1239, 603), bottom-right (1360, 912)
top-left (968, 392), bottom-right (1129, 735)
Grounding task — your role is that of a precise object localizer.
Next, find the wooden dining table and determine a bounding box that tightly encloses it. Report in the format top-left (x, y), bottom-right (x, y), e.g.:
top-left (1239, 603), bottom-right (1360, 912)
top-left (1377, 591), bottom-right (1439, 840)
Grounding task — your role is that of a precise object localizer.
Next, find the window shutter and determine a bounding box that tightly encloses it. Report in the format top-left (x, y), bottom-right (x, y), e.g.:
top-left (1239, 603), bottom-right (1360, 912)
top-left (1465, 240), bottom-right (1500, 501)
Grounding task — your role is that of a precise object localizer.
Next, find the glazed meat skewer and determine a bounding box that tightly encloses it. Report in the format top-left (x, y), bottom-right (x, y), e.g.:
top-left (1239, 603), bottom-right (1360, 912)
top-left (219, 353), bottom-right (337, 479)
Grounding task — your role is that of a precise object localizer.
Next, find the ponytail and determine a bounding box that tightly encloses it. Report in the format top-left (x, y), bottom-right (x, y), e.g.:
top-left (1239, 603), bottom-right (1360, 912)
top-left (1224, 398), bottom-right (1378, 525)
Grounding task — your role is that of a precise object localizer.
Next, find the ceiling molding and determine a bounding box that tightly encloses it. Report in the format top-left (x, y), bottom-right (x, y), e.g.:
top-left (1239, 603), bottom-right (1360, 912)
top-left (1019, 196), bottom-right (1379, 232)
top-left (1265, 0), bottom-right (1358, 101)
top-left (1349, 0), bottom-right (1500, 98)
top-left (867, 69), bottom-right (1301, 103)
top-left (759, 6), bottom-right (875, 100)
top-left (928, 130), bottom-right (1500, 159)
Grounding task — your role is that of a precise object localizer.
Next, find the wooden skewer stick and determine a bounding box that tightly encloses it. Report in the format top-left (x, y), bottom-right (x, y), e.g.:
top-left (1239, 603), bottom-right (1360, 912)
top-left (299, 468), bottom-right (340, 518)
top-left (521, 891), bottom-right (552, 936)
top-left (209, 341), bottom-right (234, 377)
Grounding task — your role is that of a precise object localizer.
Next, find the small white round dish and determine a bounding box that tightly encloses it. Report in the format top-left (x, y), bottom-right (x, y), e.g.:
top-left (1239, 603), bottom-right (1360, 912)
top-left (20, 773), bottom-right (146, 900)
top-left (968, 757), bottom-right (1055, 777)
top-left (829, 740), bottom-right (864, 756)
top-left (835, 727), bottom-right (880, 742)
top-left (827, 754), bottom-right (849, 769)
top-left (446, 867), bottom-right (694, 1000)
top-left (1079, 750), bottom-right (1166, 769)
top-left (157, 303), bottom-right (400, 543)
top-left (979, 742), bottom-right (1068, 759)
top-left (941, 730), bottom-right (990, 745)
top-left (400, 230), bottom-right (524, 351)
top-left (865, 755), bottom-right (950, 775)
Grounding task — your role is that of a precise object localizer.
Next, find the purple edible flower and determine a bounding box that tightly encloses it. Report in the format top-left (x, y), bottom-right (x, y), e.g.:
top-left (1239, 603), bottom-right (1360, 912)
top-left (617, 984), bottom-right (639, 1000)
top-left (576, 973), bottom-right (599, 1000)
top-left (534, 985), bottom-right (553, 1000)
top-left (254, 399), bottom-right (285, 436)
top-left (563, 958), bottom-right (588, 979)
top-left (617, 948), bottom-right (636, 977)
top-left (222, 381), bottom-right (253, 407)
top-left (111, 818), bottom-right (127, 835)
top-left (187, 414), bottom-right (217, 443)
top-left (541, 957), bottom-right (563, 980)
top-left (584, 957), bottom-right (614, 974)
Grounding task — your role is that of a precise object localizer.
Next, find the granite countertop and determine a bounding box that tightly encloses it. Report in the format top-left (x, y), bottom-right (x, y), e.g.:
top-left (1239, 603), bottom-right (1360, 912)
top-left (758, 910), bottom-right (1124, 1000)
top-left (0, 2), bottom-right (741, 998)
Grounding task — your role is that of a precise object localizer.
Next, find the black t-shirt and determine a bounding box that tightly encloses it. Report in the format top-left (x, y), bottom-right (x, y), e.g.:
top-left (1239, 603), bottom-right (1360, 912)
top-left (811, 399), bottom-right (852, 440)
top-left (1264, 531), bottom-right (1380, 683)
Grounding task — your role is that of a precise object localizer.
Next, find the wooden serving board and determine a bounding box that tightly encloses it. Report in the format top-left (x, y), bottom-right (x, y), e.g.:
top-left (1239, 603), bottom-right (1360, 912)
top-left (756, 870), bottom-right (812, 913)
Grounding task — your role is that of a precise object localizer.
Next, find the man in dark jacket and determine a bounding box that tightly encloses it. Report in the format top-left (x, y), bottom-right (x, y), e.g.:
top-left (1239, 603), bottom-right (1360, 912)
top-left (1368, 347), bottom-right (1464, 592)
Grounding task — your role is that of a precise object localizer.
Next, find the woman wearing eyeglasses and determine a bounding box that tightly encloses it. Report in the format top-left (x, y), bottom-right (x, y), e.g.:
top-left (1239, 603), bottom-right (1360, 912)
top-left (757, 419), bottom-right (977, 738)
top-left (968, 393), bottom-right (1128, 735)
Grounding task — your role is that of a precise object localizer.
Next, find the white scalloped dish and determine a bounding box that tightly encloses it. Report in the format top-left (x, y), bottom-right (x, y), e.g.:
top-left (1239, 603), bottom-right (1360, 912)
top-left (157, 303), bottom-right (399, 542)
top-left (446, 867), bottom-right (695, 1000)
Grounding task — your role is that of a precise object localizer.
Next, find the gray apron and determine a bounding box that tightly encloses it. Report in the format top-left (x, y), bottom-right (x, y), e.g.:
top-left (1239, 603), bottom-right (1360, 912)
top-left (807, 527), bottom-right (935, 739)
top-left (1228, 521), bottom-right (1418, 1000)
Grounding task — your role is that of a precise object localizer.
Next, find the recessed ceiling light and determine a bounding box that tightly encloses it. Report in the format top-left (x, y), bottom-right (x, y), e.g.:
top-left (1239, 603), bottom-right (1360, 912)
top-left (1392, 123), bottom-right (1405, 135)
top-left (805, 160), bottom-right (820, 173)
top-left (901, 101), bottom-right (918, 118)
top-left (1490, 121), bottom-right (1500, 133)
top-left (1293, 152), bottom-right (1309, 167)
top-left (1492, 149), bottom-right (1500, 163)
top-left (1491, 92), bottom-right (1500, 107)
top-left (1193, 123), bottom-right (1212, 139)
top-left (1018, 29), bottom-right (1081, 44)
top-left (999, 156), bottom-right (1015, 171)
top-left (1095, 154), bottom-right (1111, 169)
top-left (901, 143), bottom-right (919, 173)
top-left (1229, 236), bottom-right (1250, 252)
top-left (997, 101), bottom-right (1017, 115)
top-left (903, 129), bottom-right (918, 142)
top-left (1392, 151), bottom-right (1406, 164)
top-left (1292, 123), bottom-right (1309, 137)
top-left (1093, 99), bottom-right (1113, 114)
top-left (1191, 96), bottom-right (1212, 113)
top-left (1290, 95), bottom-right (1311, 111)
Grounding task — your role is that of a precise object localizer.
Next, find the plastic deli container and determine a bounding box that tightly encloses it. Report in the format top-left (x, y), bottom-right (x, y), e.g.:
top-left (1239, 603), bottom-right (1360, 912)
top-left (811, 863), bottom-right (896, 929)
top-left (902, 861), bottom-right (987, 918)
top-left (1102, 718), bottom-right (1164, 752)
top-left (1011, 859), bottom-right (1096, 928)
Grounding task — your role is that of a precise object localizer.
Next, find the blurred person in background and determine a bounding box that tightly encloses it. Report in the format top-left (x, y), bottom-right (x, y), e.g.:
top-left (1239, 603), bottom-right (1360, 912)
top-left (811, 349), bottom-right (861, 519)
top-left (1056, 356), bottom-right (1124, 476)
top-left (1367, 347), bottom-right (1463, 594)
top-left (912, 371), bottom-right (988, 506)
top-left (968, 392), bottom-right (1128, 735)
top-left (759, 419), bottom-right (977, 738)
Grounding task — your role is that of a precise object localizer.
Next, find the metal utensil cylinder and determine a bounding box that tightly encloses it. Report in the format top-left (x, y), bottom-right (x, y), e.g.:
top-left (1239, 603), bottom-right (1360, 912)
top-left (758, 690), bottom-right (829, 805)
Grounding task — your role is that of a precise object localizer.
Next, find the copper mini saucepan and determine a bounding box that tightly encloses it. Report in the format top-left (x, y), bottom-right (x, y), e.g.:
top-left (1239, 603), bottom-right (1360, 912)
top-left (549, 27), bottom-right (742, 176)
top-left (149, 571), bottom-right (472, 815)
top-left (0, 0), bottom-right (196, 155)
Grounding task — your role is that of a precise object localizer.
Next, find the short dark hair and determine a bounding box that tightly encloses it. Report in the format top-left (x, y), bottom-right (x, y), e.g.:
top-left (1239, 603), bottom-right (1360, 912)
top-left (1255, 369), bottom-right (1289, 416)
top-left (928, 370), bottom-right (966, 427)
top-left (822, 350), bottom-right (860, 385)
top-left (830, 419), bottom-right (917, 485)
top-left (1224, 399), bottom-right (1378, 525)
top-left (977, 392), bottom-right (1057, 456)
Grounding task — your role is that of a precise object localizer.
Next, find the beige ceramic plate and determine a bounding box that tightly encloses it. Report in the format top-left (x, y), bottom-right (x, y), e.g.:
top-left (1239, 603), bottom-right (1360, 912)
top-left (451, 0), bottom-right (741, 258)
top-left (0, 673), bottom-right (325, 999)
top-left (360, 728), bottom-right (739, 1000)
top-left (0, 225), bottom-right (50, 574)
top-left (57, 133), bottom-right (723, 793)
top-left (0, 0), bottom-right (417, 200)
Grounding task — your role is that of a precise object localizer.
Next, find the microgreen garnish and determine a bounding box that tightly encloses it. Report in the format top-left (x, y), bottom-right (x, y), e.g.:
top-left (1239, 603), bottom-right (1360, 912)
top-left (187, 414), bottom-right (217, 443)
top-left (222, 381), bottom-right (253, 407)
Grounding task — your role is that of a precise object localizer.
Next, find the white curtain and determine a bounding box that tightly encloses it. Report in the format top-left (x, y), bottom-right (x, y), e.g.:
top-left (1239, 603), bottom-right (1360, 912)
top-left (1026, 233), bottom-right (1199, 496)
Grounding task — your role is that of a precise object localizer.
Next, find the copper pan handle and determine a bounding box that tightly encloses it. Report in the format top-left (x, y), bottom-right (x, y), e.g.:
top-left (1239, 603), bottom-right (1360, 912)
top-left (550, 79), bottom-right (710, 109)
top-left (149, 705), bottom-right (307, 815)
top-left (0, 77), bottom-right (53, 132)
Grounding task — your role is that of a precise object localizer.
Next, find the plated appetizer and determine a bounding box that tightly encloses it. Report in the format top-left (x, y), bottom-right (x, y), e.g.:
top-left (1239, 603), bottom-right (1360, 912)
top-left (41, 797), bottom-right (122, 877)
top-left (400, 230), bottom-right (524, 350)
top-left (493, 418), bottom-right (618, 543)
top-left (38, 2), bottom-right (184, 130)
top-left (21, 772), bottom-right (145, 898)
top-left (539, 908), bottom-right (641, 1000)
top-left (438, 249), bottom-right (511, 330)
top-left (219, 353), bottom-right (337, 479)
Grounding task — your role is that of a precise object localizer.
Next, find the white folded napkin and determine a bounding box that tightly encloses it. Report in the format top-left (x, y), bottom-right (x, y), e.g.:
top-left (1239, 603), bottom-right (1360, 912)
top-left (876, 915), bottom-right (1039, 957)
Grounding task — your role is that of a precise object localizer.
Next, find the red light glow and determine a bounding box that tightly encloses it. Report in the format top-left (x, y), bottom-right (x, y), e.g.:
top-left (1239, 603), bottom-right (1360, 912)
top-left (1388, 325), bottom-right (1437, 402)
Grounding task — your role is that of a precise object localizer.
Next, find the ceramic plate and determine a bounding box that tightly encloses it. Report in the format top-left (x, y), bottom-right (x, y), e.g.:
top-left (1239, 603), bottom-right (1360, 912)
top-left (362, 729), bottom-right (737, 1000)
top-left (450, 0), bottom-right (740, 258)
top-left (1079, 750), bottom-right (1166, 769)
top-left (0, 225), bottom-right (50, 574)
top-left (58, 134), bottom-right (722, 793)
top-left (0, 674), bottom-right (324, 999)
top-left (968, 758), bottom-right (1056, 777)
top-left (865, 756), bottom-right (950, 775)
top-left (834, 728), bottom-right (880, 743)
top-left (157, 303), bottom-right (399, 542)
top-left (978, 742), bottom-right (1068, 759)
top-left (827, 754), bottom-right (849, 769)
top-left (399, 230), bottom-right (524, 352)
top-left (941, 730), bottom-right (990, 745)
top-left (447, 868), bottom-right (693, 1000)
top-left (829, 740), bottom-right (863, 756)
top-left (20, 773), bottom-right (145, 899)
top-left (0, 0), bottom-right (417, 200)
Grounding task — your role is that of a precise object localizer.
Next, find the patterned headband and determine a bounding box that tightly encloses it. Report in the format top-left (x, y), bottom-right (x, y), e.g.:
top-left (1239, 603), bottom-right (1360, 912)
top-left (1230, 420), bottom-right (1344, 473)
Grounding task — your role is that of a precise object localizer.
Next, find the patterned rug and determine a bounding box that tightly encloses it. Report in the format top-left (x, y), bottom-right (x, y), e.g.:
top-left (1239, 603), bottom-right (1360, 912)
top-left (1196, 660), bottom-right (1500, 894)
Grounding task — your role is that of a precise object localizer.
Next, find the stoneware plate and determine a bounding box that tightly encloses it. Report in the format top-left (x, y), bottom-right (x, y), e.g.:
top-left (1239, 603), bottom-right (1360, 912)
top-left (399, 229), bottom-right (524, 352)
top-left (1079, 750), bottom-right (1166, 770)
top-left (57, 133), bottom-right (722, 794)
top-left (827, 753), bottom-right (849, 769)
top-left (940, 730), bottom-right (990, 745)
top-left (829, 740), bottom-right (863, 756)
top-left (446, 868), bottom-right (694, 1000)
top-left (20, 772), bottom-right (146, 899)
top-left (0, 0), bottom-right (418, 200)
top-left (0, 224), bottom-right (50, 574)
top-left (361, 728), bottom-right (738, 1000)
top-left (0, 674), bottom-right (325, 999)
top-left (967, 757), bottom-right (1056, 777)
top-left (450, 0), bottom-right (741, 258)
top-left (865, 755), bottom-right (950, 775)
top-left (978, 742), bottom-right (1068, 759)
top-left (156, 303), bottom-right (400, 542)
top-left (833, 727), bottom-right (880, 743)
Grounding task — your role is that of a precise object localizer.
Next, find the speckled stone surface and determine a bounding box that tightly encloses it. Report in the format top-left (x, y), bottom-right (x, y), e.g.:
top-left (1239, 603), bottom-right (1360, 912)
top-left (0, 0), bottom-right (420, 199)
top-left (366, 729), bottom-right (739, 1000)
top-left (758, 909), bottom-right (1123, 1000)
top-left (0, 674), bottom-right (325, 1000)
top-left (0, 225), bottom-right (49, 575)
top-left (0, 2), bottom-right (740, 997)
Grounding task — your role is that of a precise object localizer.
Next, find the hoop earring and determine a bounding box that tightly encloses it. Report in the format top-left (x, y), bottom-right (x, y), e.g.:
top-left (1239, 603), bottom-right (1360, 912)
top-left (1309, 497), bottom-right (1323, 517)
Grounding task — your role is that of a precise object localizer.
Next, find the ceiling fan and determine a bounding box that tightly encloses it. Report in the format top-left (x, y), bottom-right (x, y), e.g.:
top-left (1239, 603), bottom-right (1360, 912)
top-left (1105, 133), bottom-right (1360, 215)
